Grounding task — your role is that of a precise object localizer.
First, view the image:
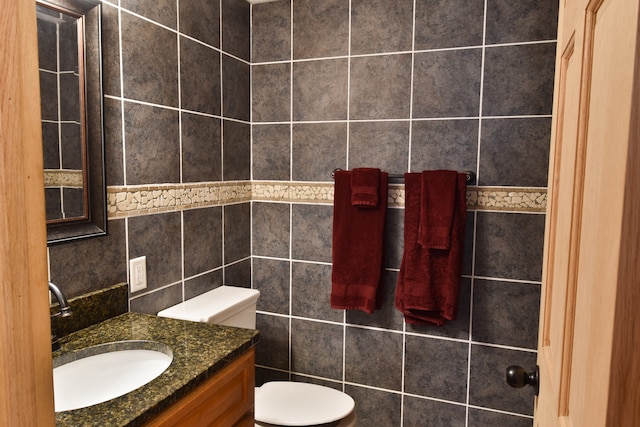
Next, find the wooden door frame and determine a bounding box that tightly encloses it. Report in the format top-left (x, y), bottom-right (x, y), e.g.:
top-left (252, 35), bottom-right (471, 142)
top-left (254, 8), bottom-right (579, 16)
top-left (1, 0), bottom-right (55, 425)
top-left (535, 1), bottom-right (640, 424)
top-left (605, 19), bottom-right (640, 423)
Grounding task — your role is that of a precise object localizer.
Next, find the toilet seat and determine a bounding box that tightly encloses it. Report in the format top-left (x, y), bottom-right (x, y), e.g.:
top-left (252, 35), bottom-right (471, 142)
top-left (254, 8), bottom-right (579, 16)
top-left (255, 382), bottom-right (355, 426)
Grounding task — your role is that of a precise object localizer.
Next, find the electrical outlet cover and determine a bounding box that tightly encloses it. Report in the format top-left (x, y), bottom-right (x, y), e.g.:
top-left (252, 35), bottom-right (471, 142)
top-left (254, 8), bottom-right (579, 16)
top-left (129, 256), bottom-right (147, 292)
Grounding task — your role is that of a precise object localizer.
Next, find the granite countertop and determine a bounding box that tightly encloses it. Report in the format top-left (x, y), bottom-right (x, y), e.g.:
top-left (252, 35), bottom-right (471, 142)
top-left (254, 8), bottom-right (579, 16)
top-left (54, 312), bottom-right (259, 427)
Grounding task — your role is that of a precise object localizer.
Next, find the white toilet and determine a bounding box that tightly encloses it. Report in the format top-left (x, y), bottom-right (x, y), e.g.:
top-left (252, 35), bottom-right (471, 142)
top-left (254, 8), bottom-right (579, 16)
top-left (158, 286), bottom-right (357, 427)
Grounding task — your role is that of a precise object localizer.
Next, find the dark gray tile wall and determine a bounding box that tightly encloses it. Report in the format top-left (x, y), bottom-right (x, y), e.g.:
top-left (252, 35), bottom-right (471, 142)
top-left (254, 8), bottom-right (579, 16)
top-left (251, 0), bottom-right (557, 425)
top-left (38, 13), bottom-right (83, 221)
top-left (48, 0), bottom-right (252, 313)
top-left (44, 1), bottom-right (556, 425)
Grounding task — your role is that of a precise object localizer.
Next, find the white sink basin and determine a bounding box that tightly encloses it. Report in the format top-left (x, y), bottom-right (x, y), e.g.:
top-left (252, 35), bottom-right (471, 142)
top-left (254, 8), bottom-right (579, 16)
top-left (53, 341), bottom-right (172, 412)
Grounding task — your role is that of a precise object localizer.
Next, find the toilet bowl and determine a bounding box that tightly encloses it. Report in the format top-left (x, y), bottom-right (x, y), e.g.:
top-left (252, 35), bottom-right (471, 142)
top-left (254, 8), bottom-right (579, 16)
top-left (158, 286), bottom-right (357, 427)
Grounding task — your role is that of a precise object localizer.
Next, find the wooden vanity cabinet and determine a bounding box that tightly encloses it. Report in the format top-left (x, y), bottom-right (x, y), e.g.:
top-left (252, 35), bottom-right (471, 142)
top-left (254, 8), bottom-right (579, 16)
top-left (146, 348), bottom-right (255, 427)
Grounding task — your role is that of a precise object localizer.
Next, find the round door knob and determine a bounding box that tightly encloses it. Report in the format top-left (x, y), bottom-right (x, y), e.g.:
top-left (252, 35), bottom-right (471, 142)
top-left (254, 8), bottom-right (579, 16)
top-left (506, 365), bottom-right (539, 396)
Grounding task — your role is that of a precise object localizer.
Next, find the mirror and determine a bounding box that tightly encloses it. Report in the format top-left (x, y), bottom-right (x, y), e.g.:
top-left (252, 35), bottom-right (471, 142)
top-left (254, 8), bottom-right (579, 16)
top-left (36, 0), bottom-right (106, 245)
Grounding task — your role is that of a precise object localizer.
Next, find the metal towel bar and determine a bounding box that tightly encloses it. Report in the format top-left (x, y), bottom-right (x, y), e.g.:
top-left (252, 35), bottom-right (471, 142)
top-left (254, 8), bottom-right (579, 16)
top-left (331, 168), bottom-right (476, 185)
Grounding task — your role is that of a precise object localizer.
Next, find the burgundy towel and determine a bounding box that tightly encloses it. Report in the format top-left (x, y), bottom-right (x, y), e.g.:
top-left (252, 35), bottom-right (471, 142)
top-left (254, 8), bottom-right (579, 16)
top-left (418, 170), bottom-right (459, 249)
top-left (331, 169), bottom-right (388, 313)
top-left (351, 168), bottom-right (380, 207)
top-left (395, 171), bottom-right (467, 326)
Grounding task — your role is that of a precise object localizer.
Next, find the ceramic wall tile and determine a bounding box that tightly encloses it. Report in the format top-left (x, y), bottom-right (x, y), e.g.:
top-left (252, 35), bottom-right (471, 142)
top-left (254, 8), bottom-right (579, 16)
top-left (293, 59), bottom-right (348, 121)
top-left (403, 396), bottom-right (467, 427)
top-left (103, 98), bottom-right (124, 186)
top-left (404, 335), bottom-right (469, 402)
top-left (468, 408), bottom-right (533, 427)
top-left (180, 37), bottom-right (221, 115)
top-left (345, 327), bottom-right (403, 390)
top-left (49, 219), bottom-right (127, 298)
top-left (255, 313), bottom-right (290, 370)
top-left (252, 63), bottom-right (291, 122)
top-left (411, 119), bottom-right (479, 172)
top-left (479, 117), bottom-right (551, 187)
top-left (223, 202), bottom-right (251, 263)
top-left (292, 0), bottom-right (349, 59)
top-left (292, 123), bottom-right (347, 181)
top-left (252, 202), bottom-right (290, 258)
top-left (350, 0), bottom-right (413, 55)
top-left (251, 0), bottom-right (291, 62)
top-left (183, 206), bottom-right (223, 277)
top-left (223, 120), bottom-right (251, 180)
top-left (222, 56), bottom-right (250, 121)
top-left (486, 0), bottom-right (559, 44)
top-left (415, 0), bottom-right (484, 50)
top-left (181, 112), bottom-right (222, 183)
top-left (291, 318), bottom-right (344, 379)
top-left (184, 271), bottom-right (223, 300)
top-left (346, 386), bottom-right (402, 427)
top-left (350, 54), bottom-right (412, 120)
top-left (473, 279), bottom-right (541, 349)
top-left (121, 0), bottom-right (177, 29)
top-left (123, 102), bottom-right (180, 185)
top-left (469, 345), bottom-right (537, 415)
top-left (252, 124), bottom-right (291, 180)
top-left (348, 121), bottom-right (410, 174)
top-left (222, 0), bottom-right (250, 61)
top-left (291, 204), bottom-right (333, 262)
top-left (291, 261), bottom-right (343, 322)
top-left (483, 44), bottom-right (556, 116)
top-left (120, 13), bottom-right (178, 107)
top-left (253, 257), bottom-right (290, 314)
top-left (100, 4), bottom-right (121, 96)
top-left (413, 49), bottom-right (482, 118)
top-left (128, 212), bottom-right (182, 291)
top-left (474, 212), bottom-right (546, 281)
top-left (179, 0), bottom-right (220, 48)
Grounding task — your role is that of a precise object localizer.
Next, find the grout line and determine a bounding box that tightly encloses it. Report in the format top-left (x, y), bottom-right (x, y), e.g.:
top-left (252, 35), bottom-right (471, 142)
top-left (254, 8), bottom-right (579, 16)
top-left (289, 0), bottom-right (294, 182)
top-left (116, 5), bottom-right (127, 187)
top-left (176, 1), bottom-right (184, 185)
top-left (177, 0), bottom-right (185, 303)
top-left (345, 0), bottom-right (352, 172)
top-left (240, 114), bottom-right (553, 126)
top-left (250, 38), bottom-right (556, 66)
top-left (288, 1), bottom-right (294, 381)
top-left (105, 93), bottom-right (551, 125)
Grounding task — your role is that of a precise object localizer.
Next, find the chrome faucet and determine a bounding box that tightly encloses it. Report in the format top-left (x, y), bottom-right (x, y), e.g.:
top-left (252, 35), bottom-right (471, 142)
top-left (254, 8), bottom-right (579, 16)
top-left (49, 282), bottom-right (72, 351)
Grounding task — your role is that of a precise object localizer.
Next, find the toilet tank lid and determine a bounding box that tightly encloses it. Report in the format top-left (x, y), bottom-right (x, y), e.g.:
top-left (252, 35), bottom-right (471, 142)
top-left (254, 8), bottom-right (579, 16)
top-left (157, 286), bottom-right (260, 324)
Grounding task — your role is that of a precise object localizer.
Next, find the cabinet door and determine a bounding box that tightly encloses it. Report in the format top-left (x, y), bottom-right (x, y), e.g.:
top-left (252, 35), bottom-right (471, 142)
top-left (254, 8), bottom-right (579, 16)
top-left (147, 348), bottom-right (255, 427)
top-left (535, 0), bottom-right (640, 425)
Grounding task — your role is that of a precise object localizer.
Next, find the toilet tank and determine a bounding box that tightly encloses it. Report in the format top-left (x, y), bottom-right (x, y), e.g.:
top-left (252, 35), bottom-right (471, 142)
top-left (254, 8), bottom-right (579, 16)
top-left (157, 286), bottom-right (260, 329)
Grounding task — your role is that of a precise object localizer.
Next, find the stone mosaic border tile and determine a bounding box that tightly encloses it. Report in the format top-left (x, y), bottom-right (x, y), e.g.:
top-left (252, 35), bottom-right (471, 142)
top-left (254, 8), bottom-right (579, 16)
top-left (107, 181), bottom-right (546, 218)
top-left (253, 182), bottom-right (547, 212)
top-left (107, 182), bottom-right (251, 218)
top-left (44, 169), bottom-right (84, 188)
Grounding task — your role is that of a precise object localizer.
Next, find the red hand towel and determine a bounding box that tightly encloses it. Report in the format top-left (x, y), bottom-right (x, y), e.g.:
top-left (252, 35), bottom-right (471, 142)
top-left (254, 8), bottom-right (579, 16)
top-left (351, 168), bottom-right (380, 207)
top-left (418, 170), bottom-right (459, 249)
top-left (331, 169), bottom-right (388, 313)
top-left (395, 171), bottom-right (467, 326)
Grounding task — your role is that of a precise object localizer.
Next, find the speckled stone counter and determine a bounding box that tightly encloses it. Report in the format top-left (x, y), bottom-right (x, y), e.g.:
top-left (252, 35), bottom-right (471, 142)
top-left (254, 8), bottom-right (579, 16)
top-left (54, 312), bottom-right (259, 426)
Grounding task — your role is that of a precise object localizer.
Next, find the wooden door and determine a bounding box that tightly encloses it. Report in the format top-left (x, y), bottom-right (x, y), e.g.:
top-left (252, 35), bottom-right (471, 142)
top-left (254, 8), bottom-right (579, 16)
top-left (1, 0), bottom-right (54, 425)
top-left (536, 0), bottom-right (640, 425)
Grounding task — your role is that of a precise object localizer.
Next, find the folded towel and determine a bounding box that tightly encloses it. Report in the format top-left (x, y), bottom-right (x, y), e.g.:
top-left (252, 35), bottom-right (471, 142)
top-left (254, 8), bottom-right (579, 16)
top-left (331, 169), bottom-right (388, 313)
top-left (418, 170), bottom-right (459, 249)
top-left (351, 168), bottom-right (380, 207)
top-left (395, 171), bottom-right (467, 326)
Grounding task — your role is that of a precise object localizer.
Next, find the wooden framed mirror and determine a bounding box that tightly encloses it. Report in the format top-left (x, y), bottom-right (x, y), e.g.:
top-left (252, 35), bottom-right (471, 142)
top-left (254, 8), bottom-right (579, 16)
top-left (36, 0), bottom-right (106, 245)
